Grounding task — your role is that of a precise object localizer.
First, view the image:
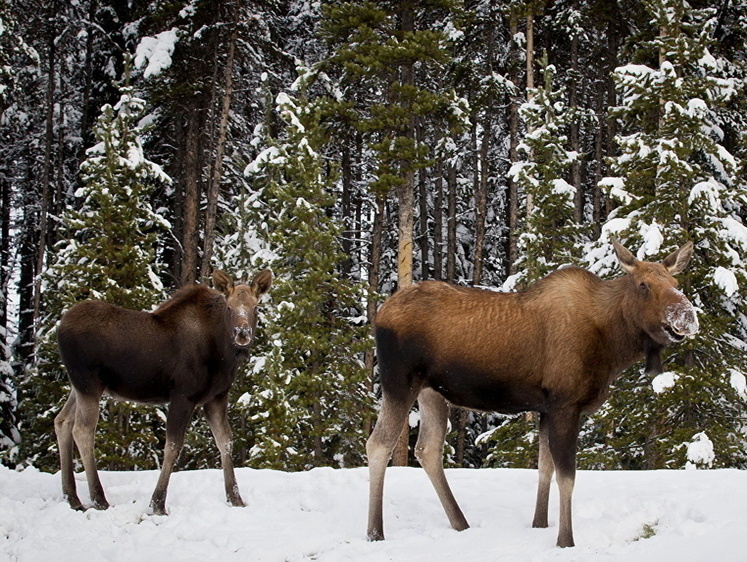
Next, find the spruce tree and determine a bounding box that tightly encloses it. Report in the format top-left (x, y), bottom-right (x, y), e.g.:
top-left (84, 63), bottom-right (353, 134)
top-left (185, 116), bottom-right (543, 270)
top-left (240, 83), bottom-right (373, 470)
top-left (579, 0), bottom-right (747, 470)
top-left (19, 84), bottom-right (171, 470)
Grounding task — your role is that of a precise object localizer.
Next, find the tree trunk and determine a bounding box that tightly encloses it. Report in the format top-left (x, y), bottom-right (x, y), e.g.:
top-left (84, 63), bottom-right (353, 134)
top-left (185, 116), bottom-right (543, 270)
top-left (507, 13), bottom-right (520, 275)
top-left (418, 124), bottom-right (429, 281)
top-left (570, 32), bottom-right (582, 223)
top-left (180, 110), bottom-right (201, 287)
top-left (433, 162), bottom-right (444, 281)
top-left (391, 4), bottom-right (416, 467)
top-left (33, 20), bottom-right (57, 324)
top-left (201, 13), bottom-right (238, 278)
top-left (0, 176), bottom-right (10, 331)
top-left (446, 163), bottom-right (457, 283)
top-left (525, 13), bottom-right (535, 217)
top-left (341, 144), bottom-right (353, 278)
top-left (364, 196), bottom-right (385, 437)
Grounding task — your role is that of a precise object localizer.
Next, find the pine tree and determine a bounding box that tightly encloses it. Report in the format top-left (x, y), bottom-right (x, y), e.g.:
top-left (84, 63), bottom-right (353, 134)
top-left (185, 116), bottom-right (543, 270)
top-left (507, 52), bottom-right (585, 289)
top-left (579, 0), bottom-right (747, 470)
top-left (19, 83), bottom-right (171, 470)
top-left (240, 82), bottom-right (373, 470)
top-left (0, 308), bottom-right (18, 464)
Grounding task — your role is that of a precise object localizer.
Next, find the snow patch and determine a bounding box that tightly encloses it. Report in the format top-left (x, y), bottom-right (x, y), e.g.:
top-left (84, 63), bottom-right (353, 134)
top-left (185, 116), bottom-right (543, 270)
top-left (135, 29), bottom-right (179, 79)
top-left (714, 267), bottom-right (738, 297)
top-left (729, 369), bottom-right (747, 399)
top-left (652, 371), bottom-right (679, 394)
top-left (637, 222), bottom-right (663, 260)
top-left (685, 433), bottom-right (715, 469)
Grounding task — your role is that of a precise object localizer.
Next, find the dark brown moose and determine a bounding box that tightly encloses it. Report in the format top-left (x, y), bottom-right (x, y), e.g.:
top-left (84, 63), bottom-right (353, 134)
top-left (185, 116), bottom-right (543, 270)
top-left (367, 240), bottom-right (698, 547)
top-left (55, 269), bottom-right (272, 515)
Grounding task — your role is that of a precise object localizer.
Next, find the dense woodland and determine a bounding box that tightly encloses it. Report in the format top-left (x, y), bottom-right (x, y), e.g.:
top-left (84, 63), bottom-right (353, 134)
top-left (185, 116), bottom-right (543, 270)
top-left (1, 0), bottom-right (747, 475)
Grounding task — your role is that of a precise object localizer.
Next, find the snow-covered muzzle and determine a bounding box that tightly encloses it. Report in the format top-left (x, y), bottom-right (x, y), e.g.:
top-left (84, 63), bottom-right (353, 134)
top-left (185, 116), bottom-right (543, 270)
top-left (662, 290), bottom-right (699, 342)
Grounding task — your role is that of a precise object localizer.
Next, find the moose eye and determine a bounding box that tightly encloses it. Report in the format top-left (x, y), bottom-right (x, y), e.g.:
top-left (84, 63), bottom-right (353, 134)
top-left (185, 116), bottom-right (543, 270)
top-left (639, 282), bottom-right (649, 292)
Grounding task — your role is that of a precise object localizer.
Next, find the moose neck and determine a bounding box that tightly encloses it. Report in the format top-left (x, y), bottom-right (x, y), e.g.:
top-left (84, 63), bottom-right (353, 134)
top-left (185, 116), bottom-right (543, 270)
top-left (594, 275), bottom-right (657, 378)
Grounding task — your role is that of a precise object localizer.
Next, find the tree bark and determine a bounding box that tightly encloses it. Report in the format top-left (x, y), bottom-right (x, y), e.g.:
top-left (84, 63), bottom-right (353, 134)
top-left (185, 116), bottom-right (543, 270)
top-left (446, 163), bottom-right (457, 283)
top-left (201, 12), bottom-right (238, 278)
top-left (525, 13), bottom-right (535, 217)
top-left (391, 3), bottom-right (416, 467)
top-left (507, 13), bottom-right (520, 275)
top-left (364, 195), bottom-right (385, 437)
top-left (433, 162), bottom-right (444, 281)
top-left (180, 110), bottom-right (201, 287)
top-left (33, 17), bottom-right (57, 324)
top-left (570, 32), bottom-right (583, 223)
top-left (418, 125), bottom-right (429, 281)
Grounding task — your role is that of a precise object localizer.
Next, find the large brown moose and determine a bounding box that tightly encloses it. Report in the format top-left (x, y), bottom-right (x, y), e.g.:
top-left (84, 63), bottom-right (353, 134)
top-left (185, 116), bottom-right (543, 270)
top-left (55, 269), bottom-right (272, 515)
top-left (366, 240), bottom-right (698, 547)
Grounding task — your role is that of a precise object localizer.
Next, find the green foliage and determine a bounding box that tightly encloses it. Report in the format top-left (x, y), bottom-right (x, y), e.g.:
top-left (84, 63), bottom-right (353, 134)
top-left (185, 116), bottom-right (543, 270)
top-left (238, 85), bottom-right (373, 470)
top-left (509, 53), bottom-right (585, 288)
top-left (319, 0), bottom-right (467, 198)
top-left (19, 85), bottom-right (170, 471)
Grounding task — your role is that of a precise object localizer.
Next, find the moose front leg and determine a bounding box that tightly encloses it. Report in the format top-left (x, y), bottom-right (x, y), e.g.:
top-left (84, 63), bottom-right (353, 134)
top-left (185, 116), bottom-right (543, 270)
top-left (150, 397), bottom-right (195, 515)
top-left (547, 408), bottom-right (581, 548)
top-left (204, 393), bottom-right (244, 508)
top-left (532, 412), bottom-right (554, 529)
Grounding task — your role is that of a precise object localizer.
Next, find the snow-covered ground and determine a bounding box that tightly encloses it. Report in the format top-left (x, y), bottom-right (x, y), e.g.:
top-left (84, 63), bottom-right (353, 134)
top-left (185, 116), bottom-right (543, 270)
top-left (1, 464), bottom-right (745, 561)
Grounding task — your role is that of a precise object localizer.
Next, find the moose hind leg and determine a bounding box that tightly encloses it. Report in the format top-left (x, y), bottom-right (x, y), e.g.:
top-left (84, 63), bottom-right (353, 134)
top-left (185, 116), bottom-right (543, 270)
top-left (150, 397), bottom-right (195, 515)
top-left (71, 391), bottom-right (109, 510)
top-left (204, 394), bottom-right (244, 507)
top-left (532, 412), bottom-right (554, 528)
top-left (547, 409), bottom-right (581, 548)
top-left (366, 388), bottom-right (418, 541)
top-left (55, 392), bottom-right (84, 510)
top-left (415, 388), bottom-right (469, 532)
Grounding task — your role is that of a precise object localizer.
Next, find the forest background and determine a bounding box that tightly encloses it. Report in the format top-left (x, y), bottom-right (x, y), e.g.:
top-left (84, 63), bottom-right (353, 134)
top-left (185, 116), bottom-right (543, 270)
top-left (1, 0), bottom-right (747, 476)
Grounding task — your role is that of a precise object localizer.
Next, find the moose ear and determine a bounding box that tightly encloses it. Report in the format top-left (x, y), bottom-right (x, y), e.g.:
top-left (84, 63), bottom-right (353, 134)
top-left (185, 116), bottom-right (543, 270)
top-left (662, 240), bottom-right (694, 275)
top-left (612, 238), bottom-right (637, 274)
top-left (212, 270), bottom-right (234, 296)
top-left (251, 269), bottom-right (273, 296)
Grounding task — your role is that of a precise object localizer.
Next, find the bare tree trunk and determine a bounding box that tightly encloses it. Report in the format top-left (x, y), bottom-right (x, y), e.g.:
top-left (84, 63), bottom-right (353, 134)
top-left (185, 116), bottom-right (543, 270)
top-left (391, 4), bottom-right (416, 468)
top-left (570, 32), bottom-right (582, 223)
top-left (0, 176), bottom-right (10, 332)
top-left (341, 144), bottom-right (353, 277)
top-left (507, 13), bottom-right (520, 275)
top-left (364, 196), bottom-right (385, 436)
top-left (418, 124), bottom-right (429, 281)
top-left (33, 23), bottom-right (56, 324)
top-left (473, 12), bottom-right (494, 288)
top-left (433, 162), bottom-right (444, 281)
top-left (593, 78), bottom-right (605, 236)
top-left (201, 13), bottom-right (238, 278)
top-left (446, 163), bottom-right (457, 283)
top-left (180, 112), bottom-right (201, 287)
top-left (525, 13), bottom-right (535, 217)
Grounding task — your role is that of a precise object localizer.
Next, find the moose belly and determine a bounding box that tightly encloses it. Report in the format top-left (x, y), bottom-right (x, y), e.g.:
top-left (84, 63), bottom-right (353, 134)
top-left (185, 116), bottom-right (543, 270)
top-left (426, 363), bottom-right (546, 414)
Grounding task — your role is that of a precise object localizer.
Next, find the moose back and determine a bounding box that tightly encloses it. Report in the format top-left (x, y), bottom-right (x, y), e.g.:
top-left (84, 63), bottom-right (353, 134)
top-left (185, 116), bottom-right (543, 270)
top-left (55, 269), bottom-right (271, 515)
top-left (366, 240), bottom-right (698, 547)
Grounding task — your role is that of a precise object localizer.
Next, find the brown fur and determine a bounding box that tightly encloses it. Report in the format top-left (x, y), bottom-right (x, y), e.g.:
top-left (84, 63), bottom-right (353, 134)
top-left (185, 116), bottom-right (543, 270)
top-left (54, 269), bottom-right (272, 515)
top-left (366, 240), bottom-right (697, 547)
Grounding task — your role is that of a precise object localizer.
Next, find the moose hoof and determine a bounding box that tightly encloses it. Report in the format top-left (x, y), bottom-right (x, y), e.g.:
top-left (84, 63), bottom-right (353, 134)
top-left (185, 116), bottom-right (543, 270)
top-left (91, 500), bottom-right (110, 511)
top-left (367, 530), bottom-right (385, 542)
top-left (556, 537), bottom-right (575, 548)
top-left (230, 497), bottom-right (246, 508)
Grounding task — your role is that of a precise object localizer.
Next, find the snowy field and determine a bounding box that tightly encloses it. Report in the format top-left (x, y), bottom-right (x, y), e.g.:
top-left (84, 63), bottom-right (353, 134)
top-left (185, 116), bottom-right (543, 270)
top-left (1, 464), bottom-right (746, 561)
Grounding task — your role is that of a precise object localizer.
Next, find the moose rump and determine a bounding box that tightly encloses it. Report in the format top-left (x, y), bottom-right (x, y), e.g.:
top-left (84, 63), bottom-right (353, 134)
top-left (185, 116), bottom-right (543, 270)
top-left (54, 269), bottom-right (271, 515)
top-left (366, 240), bottom-right (698, 547)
